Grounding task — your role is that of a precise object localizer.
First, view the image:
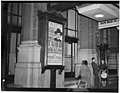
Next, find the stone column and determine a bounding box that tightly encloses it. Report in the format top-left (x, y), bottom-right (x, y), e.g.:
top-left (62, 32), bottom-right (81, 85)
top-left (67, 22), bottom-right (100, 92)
top-left (22, 3), bottom-right (34, 41)
top-left (14, 3), bottom-right (51, 88)
top-left (75, 15), bottom-right (98, 87)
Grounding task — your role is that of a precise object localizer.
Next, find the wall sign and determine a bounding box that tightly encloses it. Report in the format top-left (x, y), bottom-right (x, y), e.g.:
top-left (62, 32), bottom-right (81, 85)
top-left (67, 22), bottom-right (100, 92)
top-left (47, 21), bottom-right (63, 65)
top-left (99, 18), bottom-right (119, 29)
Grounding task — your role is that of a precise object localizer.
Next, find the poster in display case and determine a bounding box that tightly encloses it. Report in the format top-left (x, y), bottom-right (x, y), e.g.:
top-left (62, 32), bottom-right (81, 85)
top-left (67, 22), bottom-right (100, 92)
top-left (47, 21), bottom-right (63, 66)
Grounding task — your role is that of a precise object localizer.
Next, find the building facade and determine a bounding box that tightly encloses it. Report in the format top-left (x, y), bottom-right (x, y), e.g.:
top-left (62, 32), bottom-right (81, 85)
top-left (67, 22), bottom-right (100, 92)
top-left (1, 2), bottom-right (119, 89)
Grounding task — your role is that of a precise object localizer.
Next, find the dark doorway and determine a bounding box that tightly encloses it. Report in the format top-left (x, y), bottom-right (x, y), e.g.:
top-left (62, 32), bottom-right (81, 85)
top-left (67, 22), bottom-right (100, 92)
top-left (1, 3), bottom-right (22, 90)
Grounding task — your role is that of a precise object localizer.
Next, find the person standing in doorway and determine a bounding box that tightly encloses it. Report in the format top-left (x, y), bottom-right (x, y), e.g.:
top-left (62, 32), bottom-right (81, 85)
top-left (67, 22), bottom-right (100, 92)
top-left (91, 57), bottom-right (99, 88)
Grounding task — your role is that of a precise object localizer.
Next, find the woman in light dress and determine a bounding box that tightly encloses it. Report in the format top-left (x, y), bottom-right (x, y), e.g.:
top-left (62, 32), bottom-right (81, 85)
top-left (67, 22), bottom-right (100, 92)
top-left (78, 60), bottom-right (91, 88)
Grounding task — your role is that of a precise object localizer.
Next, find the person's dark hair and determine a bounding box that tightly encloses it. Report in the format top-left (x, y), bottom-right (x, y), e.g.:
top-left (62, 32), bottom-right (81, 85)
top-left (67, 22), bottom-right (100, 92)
top-left (91, 57), bottom-right (95, 60)
top-left (82, 60), bottom-right (88, 65)
top-left (103, 67), bottom-right (106, 71)
top-left (84, 60), bottom-right (88, 65)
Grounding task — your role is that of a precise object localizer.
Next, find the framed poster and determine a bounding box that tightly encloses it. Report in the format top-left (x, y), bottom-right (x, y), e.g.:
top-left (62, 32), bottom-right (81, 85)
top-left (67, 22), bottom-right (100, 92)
top-left (47, 21), bottom-right (63, 66)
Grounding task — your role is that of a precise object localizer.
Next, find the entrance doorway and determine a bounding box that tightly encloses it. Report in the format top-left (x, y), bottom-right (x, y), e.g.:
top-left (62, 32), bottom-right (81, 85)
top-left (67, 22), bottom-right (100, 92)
top-left (99, 27), bottom-right (119, 75)
top-left (64, 36), bottom-right (78, 78)
top-left (65, 43), bottom-right (75, 78)
top-left (1, 3), bottom-right (23, 84)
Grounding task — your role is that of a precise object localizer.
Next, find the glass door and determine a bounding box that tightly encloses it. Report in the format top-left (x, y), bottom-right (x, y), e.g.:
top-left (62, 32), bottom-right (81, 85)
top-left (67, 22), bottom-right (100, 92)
top-left (65, 43), bottom-right (76, 78)
top-left (64, 9), bottom-right (78, 78)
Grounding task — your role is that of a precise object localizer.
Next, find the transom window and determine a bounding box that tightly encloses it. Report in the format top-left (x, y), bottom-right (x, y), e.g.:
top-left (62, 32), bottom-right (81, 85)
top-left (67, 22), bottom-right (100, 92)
top-left (7, 3), bottom-right (23, 26)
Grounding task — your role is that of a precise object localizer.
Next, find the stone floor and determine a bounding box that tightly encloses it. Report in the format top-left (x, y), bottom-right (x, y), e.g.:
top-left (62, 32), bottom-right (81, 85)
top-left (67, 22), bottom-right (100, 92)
top-left (2, 74), bottom-right (118, 92)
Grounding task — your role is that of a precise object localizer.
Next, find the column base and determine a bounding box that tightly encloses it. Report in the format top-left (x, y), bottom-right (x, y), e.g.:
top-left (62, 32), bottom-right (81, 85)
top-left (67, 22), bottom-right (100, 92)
top-left (14, 62), bottom-right (51, 88)
top-left (14, 40), bottom-right (50, 88)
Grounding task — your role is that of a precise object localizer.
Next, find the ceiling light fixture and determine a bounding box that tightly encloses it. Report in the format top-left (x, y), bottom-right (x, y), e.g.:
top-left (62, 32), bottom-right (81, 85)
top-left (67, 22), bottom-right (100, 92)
top-left (95, 14), bottom-right (104, 18)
